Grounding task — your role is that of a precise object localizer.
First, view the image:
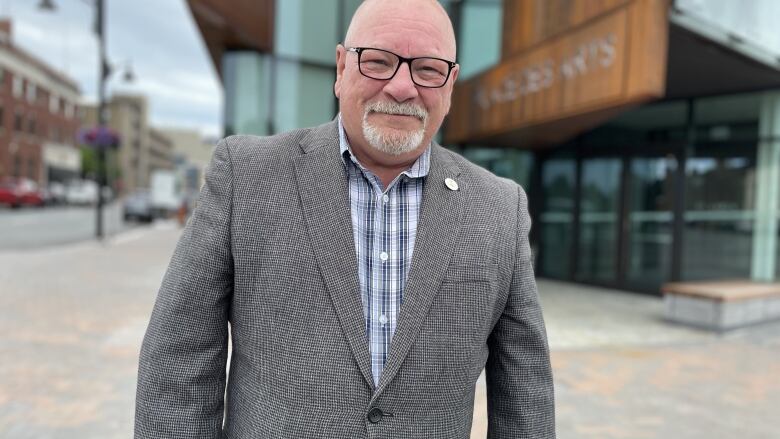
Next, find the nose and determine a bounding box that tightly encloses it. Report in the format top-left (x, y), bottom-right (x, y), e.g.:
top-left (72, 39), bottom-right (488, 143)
top-left (383, 61), bottom-right (419, 103)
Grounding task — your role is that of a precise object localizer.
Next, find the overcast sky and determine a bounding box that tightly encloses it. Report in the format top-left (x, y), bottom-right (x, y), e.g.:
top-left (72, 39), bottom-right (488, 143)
top-left (3, 0), bottom-right (223, 138)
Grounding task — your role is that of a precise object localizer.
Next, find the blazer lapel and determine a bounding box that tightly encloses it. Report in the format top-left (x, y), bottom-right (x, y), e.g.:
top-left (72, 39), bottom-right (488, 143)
top-left (293, 121), bottom-right (375, 391)
top-left (371, 144), bottom-right (465, 399)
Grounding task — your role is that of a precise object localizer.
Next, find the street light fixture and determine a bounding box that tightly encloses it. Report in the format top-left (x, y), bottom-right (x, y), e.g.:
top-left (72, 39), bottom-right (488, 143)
top-left (39, 0), bottom-right (132, 240)
top-left (37, 0), bottom-right (56, 11)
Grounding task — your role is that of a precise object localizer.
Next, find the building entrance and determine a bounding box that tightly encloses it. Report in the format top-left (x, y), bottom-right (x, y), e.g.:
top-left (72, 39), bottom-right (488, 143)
top-left (539, 144), bottom-right (682, 294)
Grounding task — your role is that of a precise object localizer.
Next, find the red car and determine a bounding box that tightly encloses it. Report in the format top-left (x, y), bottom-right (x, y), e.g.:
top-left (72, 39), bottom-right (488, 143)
top-left (0, 178), bottom-right (44, 208)
top-left (0, 179), bottom-right (19, 208)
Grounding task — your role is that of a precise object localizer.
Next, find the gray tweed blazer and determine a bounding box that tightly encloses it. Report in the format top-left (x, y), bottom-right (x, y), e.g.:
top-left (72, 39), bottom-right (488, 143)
top-left (134, 120), bottom-right (555, 438)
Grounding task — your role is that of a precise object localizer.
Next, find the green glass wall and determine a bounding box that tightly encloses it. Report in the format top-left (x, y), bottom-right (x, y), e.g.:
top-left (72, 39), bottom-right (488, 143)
top-left (456, 0), bottom-right (502, 80)
top-left (222, 0), bottom-right (367, 136)
top-left (275, 0), bottom-right (340, 65)
top-left (223, 52), bottom-right (272, 136)
top-left (274, 60), bottom-right (335, 133)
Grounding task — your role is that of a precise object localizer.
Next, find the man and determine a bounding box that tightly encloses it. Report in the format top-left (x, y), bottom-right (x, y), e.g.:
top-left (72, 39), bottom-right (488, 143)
top-left (135, 0), bottom-right (555, 437)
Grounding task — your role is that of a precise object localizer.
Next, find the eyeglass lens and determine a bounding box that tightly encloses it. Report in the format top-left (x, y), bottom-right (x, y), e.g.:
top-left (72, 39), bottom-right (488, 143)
top-left (358, 49), bottom-right (450, 87)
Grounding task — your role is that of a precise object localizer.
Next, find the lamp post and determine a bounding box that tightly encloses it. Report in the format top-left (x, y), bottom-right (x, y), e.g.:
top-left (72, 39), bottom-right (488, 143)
top-left (39, 0), bottom-right (131, 240)
top-left (95, 0), bottom-right (107, 240)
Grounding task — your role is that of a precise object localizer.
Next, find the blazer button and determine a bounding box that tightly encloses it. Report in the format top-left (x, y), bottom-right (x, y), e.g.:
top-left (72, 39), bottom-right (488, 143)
top-left (367, 407), bottom-right (384, 424)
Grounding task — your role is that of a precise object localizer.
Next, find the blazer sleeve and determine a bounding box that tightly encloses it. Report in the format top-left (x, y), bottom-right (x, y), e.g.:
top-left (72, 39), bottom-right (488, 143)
top-left (485, 185), bottom-right (556, 439)
top-left (135, 138), bottom-right (234, 438)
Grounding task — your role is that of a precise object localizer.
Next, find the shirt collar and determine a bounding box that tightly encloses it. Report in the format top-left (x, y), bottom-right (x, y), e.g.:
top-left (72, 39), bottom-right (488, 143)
top-left (337, 114), bottom-right (431, 179)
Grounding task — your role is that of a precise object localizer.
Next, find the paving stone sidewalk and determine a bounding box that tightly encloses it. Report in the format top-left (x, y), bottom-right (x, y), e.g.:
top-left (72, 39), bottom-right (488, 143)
top-left (1, 226), bottom-right (778, 438)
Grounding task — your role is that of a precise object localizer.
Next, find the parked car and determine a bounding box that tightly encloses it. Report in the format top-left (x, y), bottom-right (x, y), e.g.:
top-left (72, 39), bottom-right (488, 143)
top-left (0, 179), bottom-right (19, 208)
top-left (18, 179), bottom-right (45, 207)
top-left (123, 189), bottom-right (153, 223)
top-left (65, 180), bottom-right (114, 205)
top-left (47, 182), bottom-right (67, 205)
top-left (0, 178), bottom-right (44, 208)
top-left (65, 180), bottom-right (98, 205)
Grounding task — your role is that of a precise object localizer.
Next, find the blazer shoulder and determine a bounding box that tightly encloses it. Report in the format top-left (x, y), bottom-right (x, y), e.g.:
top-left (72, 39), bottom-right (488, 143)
top-left (218, 127), bottom-right (313, 162)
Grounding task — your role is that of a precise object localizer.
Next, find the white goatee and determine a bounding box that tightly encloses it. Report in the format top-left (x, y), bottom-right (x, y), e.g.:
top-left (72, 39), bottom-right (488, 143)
top-left (362, 101), bottom-right (428, 156)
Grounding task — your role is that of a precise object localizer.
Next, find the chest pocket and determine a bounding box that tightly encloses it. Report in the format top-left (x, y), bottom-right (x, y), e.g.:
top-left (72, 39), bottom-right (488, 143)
top-left (438, 262), bottom-right (499, 344)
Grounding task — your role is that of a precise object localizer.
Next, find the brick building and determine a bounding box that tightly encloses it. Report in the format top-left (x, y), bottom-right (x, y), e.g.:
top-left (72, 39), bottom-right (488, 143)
top-left (0, 19), bottom-right (81, 185)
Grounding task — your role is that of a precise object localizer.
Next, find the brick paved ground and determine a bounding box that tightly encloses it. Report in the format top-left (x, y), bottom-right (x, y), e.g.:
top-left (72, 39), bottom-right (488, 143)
top-left (0, 225), bottom-right (177, 438)
top-left (1, 227), bottom-right (778, 438)
top-left (472, 281), bottom-right (780, 439)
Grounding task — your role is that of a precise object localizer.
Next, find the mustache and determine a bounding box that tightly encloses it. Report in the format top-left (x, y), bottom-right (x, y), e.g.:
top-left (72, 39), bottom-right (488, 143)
top-left (364, 101), bottom-right (428, 121)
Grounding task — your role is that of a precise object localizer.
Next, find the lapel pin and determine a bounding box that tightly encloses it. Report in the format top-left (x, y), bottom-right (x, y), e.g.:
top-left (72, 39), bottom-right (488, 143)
top-left (445, 178), bottom-right (459, 191)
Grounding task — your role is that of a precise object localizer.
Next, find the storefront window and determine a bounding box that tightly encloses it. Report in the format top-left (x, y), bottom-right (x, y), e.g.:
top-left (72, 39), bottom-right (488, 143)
top-left (584, 100), bottom-right (689, 147)
top-left (626, 154), bottom-right (677, 290)
top-left (461, 146), bottom-right (532, 187)
top-left (682, 143), bottom-right (757, 280)
top-left (540, 153), bottom-right (575, 279)
top-left (679, 93), bottom-right (761, 280)
top-left (576, 157), bottom-right (622, 283)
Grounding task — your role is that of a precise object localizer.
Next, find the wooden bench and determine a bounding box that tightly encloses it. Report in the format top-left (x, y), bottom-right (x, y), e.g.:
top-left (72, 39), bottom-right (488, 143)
top-left (661, 280), bottom-right (780, 331)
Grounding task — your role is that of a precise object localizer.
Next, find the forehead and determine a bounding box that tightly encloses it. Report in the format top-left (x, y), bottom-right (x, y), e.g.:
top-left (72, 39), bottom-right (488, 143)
top-left (347, 3), bottom-right (455, 59)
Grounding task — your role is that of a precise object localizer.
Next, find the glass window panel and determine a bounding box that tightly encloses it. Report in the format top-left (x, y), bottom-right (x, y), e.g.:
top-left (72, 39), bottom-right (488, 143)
top-left (457, 1), bottom-right (502, 80)
top-left (693, 92), bottom-right (761, 142)
top-left (275, 0), bottom-right (339, 65)
top-left (584, 100), bottom-right (689, 147)
top-left (576, 158), bottom-right (622, 283)
top-left (461, 146), bottom-right (533, 187)
top-left (682, 142), bottom-right (757, 280)
top-left (275, 61), bottom-right (336, 133)
top-left (626, 155), bottom-right (676, 290)
top-left (222, 52), bottom-right (271, 136)
top-left (540, 154), bottom-right (576, 278)
top-left (341, 0), bottom-right (363, 37)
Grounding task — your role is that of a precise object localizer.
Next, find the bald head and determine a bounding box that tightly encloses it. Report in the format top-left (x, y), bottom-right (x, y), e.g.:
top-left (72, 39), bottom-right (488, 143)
top-left (334, 0), bottom-right (460, 179)
top-left (344, 0), bottom-right (457, 60)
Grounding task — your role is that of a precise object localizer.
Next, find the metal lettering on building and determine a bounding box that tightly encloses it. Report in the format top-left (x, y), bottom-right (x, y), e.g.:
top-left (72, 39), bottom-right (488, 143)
top-left (445, 0), bottom-right (669, 147)
top-left (476, 34), bottom-right (617, 110)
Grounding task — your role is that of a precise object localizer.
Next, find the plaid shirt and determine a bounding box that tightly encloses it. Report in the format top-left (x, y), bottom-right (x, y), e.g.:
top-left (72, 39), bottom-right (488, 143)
top-left (338, 117), bottom-right (430, 387)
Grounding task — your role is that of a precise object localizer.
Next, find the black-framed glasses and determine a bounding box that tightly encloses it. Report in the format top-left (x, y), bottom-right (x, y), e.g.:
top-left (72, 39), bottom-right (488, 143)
top-left (345, 46), bottom-right (456, 88)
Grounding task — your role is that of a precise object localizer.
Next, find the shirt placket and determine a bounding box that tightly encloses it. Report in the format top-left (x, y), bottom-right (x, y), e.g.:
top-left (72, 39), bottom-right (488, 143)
top-left (371, 178), bottom-right (388, 384)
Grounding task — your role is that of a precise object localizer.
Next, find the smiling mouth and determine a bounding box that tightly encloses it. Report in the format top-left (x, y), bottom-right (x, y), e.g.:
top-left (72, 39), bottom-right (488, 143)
top-left (370, 111), bottom-right (423, 121)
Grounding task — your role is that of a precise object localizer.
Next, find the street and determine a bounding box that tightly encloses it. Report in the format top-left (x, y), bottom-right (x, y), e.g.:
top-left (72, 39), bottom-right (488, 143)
top-left (0, 203), bottom-right (129, 250)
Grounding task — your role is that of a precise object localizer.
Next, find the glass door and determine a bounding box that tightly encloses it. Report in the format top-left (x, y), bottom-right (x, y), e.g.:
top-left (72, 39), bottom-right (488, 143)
top-left (539, 155), bottom-right (576, 278)
top-left (576, 157), bottom-right (622, 283)
top-left (624, 153), bottom-right (677, 291)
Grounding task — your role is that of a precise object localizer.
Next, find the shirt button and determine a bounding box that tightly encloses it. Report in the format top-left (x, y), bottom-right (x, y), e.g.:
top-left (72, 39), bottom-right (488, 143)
top-left (379, 314), bottom-right (388, 325)
top-left (382, 194), bottom-right (389, 203)
top-left (379, 252), bottom-right (388, 261)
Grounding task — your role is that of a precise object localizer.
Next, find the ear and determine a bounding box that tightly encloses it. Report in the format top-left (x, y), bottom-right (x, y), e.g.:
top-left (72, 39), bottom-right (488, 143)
top-left (449, 63), bottom-right (460, 85)
top-left (443, 64), bottom-right (460, 115)
top-left (334, 45), bottom-right (346, 99)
